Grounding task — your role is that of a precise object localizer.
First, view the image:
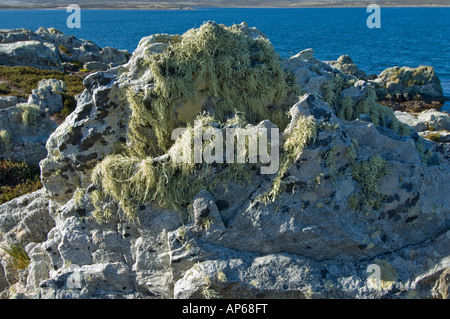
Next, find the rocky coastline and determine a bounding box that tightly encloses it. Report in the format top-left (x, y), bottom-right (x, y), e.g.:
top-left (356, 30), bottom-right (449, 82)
top-left (0, 23), bottom-right (449, 299)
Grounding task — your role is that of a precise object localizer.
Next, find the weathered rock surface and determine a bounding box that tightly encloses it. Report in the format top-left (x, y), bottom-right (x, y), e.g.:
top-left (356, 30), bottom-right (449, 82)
top-left (327, 56), bottom-right (446, 112)
top-left (0, 22), bottom-right (449, 299)
top-left (0, 27), bottom-right (130, 71)
top-left (0, 96), bottom-right (20, 110)
top-left (327, 55), bottom-right (368, 79)
top-left (0, 79), bottom-right (71, 164)
top-left (395, 109), bottom-right (450, 143)
top-left (28, 79), bottom-right (65, 115)
top-left (0, 103), bottom-right (57, 165)
top-left (372, 66), bottom-right (444, 101)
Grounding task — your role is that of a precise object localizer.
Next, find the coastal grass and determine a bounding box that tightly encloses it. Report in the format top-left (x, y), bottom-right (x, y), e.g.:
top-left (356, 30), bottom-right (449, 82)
top-left (0, 82), bottom-right (10, 94)
top-left (0, 242), bottom-right (31, 270)
top-left (0, 65), bottom-right (85, 98)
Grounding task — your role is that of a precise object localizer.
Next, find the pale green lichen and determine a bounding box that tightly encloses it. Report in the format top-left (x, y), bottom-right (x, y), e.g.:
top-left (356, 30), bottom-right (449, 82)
top-left (92, 113), bottom-right (257, 221)
top-left (386, 66), bottom-right (439, 89)
top-left (258, 114), bottom-right (317, 204)
top-left (348, 155), bottom-right (390, 211)
top-left (0, 129), bottom-right (11, 150)
top-left (126, 21), bottom-right (297, 158)
top-left (72, 187), bottom-right (85, 209)
top-left (321, 75), bottom-right (411, 137)
top-left (320, 145), bottom-right (340, 176)
top-left (321, 73), bottom-right (346, 111)
top-left (91, 22), bottom-right (300, 220)
top-left (217, 270), bottom-right (228, 284)
top-left (19, 104), bottom-right (41, 126)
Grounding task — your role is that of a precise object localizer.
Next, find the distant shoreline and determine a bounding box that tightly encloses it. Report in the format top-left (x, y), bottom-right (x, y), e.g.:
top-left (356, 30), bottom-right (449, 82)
top-left (0, 4), bottom-right (450, 10)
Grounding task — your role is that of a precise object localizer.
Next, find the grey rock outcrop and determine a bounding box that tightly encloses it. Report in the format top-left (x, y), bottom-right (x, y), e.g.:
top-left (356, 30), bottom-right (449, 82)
top-left (371, 65), bottom-right (444, 102)
top-left (0, 79), bottom-right (71, 164)
top-left (0, 102), bottom-right (57, 165)
top-left (327, 55), bottom-right (367, 79)
top-left (395, 109), bottom-right (450, 143)
top-left (395, 109), bottom-right (450, 132)
top-left (28, 79), bottom-right (65, 115)
top-left (0, 96), bottom-right (19, 110)
top-left (0, 22), bottom-right (449, 299)
top-left (0, 27), bottom-right (130, 71)
top-left (283, 48), bottom-right (338, 96)
top-left (0, 37), bottom-right (62, 71)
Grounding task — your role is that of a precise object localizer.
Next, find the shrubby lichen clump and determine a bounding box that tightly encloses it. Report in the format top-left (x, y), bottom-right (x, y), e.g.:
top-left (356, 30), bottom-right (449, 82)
top-left (89, 22), bottom-right (415, 221)
top-left (91, 22), bottom-right (306, 220)
top-left (321, 74), bottom-right (410, 136)
top-left (128, 22), bottom-right (297, 157)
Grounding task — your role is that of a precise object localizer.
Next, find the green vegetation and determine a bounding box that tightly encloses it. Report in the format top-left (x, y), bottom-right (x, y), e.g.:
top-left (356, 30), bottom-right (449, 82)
top-left (58, 44), bottom-right (71, 55)
top-left (388, 66), bottom-right (438, 89)
top-left (259, 114), bottom-right (317, 204)
top-left (127, 22), bottom-right (297, 157)
top-left (0, 160), bottom-right (42, 205)
top-left (0, 65), bottom-right (85, 99)
top-left (424, 132), bottom-right (442, 142)
top-left (0, 129), bottom-right (11, 150)
top-left (91, 22), bottom-right (301, 221)
top-left (0, 65), bottom-right (85, 118)
top-left (0, 82), bottom-right (10, 94)
top-left (321, 75), bottom-right (410, 136)
top-left (19, 103), bottom-right (41, 126)
top-left (92, 113), bottom-right (255, 221)
top-left (71, 60), bottom-right (83, 69)
top-left (348, 155), bottom-right (390, 211)
top-left (0, 242), bottom-right (31, 270)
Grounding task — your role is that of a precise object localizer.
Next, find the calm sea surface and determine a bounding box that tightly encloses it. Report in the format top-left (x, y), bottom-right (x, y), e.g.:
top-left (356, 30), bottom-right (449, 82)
top-left (0, 7), bottom-right (449, 110)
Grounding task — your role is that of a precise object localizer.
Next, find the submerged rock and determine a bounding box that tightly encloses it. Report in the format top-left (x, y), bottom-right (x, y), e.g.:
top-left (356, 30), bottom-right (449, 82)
top-left (0, 22), bottom-right (449, 299)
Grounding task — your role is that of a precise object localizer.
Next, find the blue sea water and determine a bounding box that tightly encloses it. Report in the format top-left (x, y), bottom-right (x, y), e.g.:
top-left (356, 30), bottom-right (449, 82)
top-left (0, 7), bottom-right (449, 110)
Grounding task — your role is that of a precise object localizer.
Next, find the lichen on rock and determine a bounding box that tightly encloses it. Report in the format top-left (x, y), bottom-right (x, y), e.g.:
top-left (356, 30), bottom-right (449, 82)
top-left (2, 21), bottom-right (449, 300)
top-left (91, 21), bottom-right (301, 219)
